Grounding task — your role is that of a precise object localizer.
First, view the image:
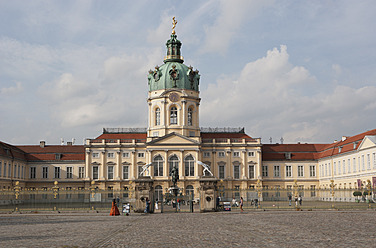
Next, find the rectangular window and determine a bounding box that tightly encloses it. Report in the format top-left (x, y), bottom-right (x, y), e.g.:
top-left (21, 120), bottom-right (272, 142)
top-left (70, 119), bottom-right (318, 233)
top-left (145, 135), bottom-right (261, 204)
top-left (123, 166), bottom-right (129, 179)
top-left (203, 152), bottom-right (211, 158)
top-left (0, 162), bottom-right (2, 177)
top-left (353, 158), bottom-right (356, 172)
top-left (93, 166), bottom-right (99, 180)
top-left (234, 165), bottom-right (240, 179)
top-left (348, 159), bottom-right (351, 173)
top-left (138, 152), bottom-right (145, 158)
top-left (218, 151), bottom-right (225, 158)
top-left (248, 151), bottom-right (255, 157)
top-left (249, 165), bottom-right (254, 179)
top-left (66, 167), bottom-right (73, 179)
top-left (108, 166), bottom-right (114, 180)
top-left (219, 165), bottom-right (225, 179)
top-left (55, 153), bottom-right (62, 160)
top-left (362, 155), bottom-right (365, 171)
top-left (367, 154), bottom-right (371, 170)
top-left (286, 165), bottom-right (292, 177)
top-left (273, 165), bottom-right (280, 177)
top-left (333, 162), bottom-right (336, 175)
top-left (262, 165), bottom-right (268, 177)
top-left (373, 153), bottom-right (376, 169)
top-left (17, 165), bottom-right (20, 178)
top-left (42, 167), bottom-right (48, 179)
top-left (310, 165), bottom-right (316, 177)
top-left (4, 163), bottom-right (6, 178)
top-left (338, 161), bottom-right (341, 175)
top-left (107, 152), bottom-right (114, 158)
top-left (343, 160), bottom-right (346, 174)
top-left (30, 167), bottom-right (36, 179)
top-left (122, 152), bottom-right (130, 158)
top-left (298, 165), bottom-right (304, 177)
top-left (92, 152), bottom-right (99, 158)
top-left (54, 167), bottom-right (61, 179)
top-left (78, 167), bottom-right (85, 179)
top-left (325, 164), bottom-right (327, 176)
top-left (8, 164), bottom-right (11, 177)
top-left (233, 152), bottom-right (240, 157)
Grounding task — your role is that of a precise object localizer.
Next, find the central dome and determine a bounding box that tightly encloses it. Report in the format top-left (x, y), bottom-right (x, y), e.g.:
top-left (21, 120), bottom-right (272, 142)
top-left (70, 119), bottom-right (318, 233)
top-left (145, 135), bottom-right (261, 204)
top-left (148, 26), bottom-right (200, 92)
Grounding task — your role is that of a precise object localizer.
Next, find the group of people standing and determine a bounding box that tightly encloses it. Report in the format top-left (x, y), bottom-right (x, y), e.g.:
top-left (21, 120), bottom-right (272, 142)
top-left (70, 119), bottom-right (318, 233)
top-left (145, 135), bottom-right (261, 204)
top-left (288, 194), bottom-right (303, 207)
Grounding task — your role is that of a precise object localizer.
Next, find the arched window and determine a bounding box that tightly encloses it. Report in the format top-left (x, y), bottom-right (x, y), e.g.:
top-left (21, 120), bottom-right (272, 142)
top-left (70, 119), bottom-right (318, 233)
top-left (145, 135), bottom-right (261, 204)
top-left (170, 106), bottom-right (177, 125)
top-left (184, 155), bottom-right (195, 176)
top-left (187, 107), bottom-right (193, 126)
top-left (169, 155), bottom-right (179, 175)
top-left (153, 155), bottom-right (164, 177)
top-left (185, 185), bottom-right (194, 198)
top-left (155, 107), bottom-right (160, 126)
top-left (155, 185), bottom-right (163, 202)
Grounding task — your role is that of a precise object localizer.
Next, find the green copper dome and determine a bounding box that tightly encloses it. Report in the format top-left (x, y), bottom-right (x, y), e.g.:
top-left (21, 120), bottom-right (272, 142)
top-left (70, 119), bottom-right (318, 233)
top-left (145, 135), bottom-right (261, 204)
top-left (148, 33), bottom-right (200, 92)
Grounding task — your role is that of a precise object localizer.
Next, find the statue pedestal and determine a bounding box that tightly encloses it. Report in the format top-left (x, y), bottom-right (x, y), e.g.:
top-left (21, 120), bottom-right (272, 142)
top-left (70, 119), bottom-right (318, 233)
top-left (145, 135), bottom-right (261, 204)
top-left (134, 176), bottom-right (154, 213)
top-left (199, 176), bottom-right (218, 212)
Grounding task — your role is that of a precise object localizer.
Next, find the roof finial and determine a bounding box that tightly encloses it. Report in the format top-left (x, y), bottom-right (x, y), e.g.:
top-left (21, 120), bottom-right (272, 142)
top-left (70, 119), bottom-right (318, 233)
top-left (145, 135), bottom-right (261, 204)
top-left (172, 17), bottom-right (177, 35)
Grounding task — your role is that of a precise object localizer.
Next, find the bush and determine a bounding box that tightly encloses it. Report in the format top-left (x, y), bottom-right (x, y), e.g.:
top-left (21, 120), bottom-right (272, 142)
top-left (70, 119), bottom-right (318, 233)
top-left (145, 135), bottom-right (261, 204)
top-left (363, 191), bottom-right (369, 196)
top-left (353, 191), bottom-right (362, 197)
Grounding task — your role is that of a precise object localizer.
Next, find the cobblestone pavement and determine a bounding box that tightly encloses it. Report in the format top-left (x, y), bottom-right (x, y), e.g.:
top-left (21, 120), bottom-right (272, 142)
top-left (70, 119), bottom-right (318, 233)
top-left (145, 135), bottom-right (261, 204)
top-left (0, 210), bottom-right (375, 248)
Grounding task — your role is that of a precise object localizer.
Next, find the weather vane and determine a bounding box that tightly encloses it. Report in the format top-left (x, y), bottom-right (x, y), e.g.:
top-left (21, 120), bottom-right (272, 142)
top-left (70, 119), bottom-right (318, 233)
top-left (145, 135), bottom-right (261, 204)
top-left (172, 16), bottom-right (177, 35)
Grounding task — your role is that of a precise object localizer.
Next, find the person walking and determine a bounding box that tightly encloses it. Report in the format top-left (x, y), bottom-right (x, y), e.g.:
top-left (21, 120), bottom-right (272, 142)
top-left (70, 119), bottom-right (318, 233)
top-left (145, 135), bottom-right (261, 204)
top-left (240, 197), bottom-right (244, 212)
top-left (288, 194), bottom-right (292, 206)
top-left (110, 199), bottom-right (120, 216)
top-left (298, 195), bottom-right (302, 206)
top-left (144, 197), bottom-right (150, 213)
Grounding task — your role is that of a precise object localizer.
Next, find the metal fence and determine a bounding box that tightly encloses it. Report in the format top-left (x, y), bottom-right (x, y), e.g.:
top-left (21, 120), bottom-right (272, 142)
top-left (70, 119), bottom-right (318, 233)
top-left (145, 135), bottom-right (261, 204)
top-left (1, 187), bottom-right (375, 212)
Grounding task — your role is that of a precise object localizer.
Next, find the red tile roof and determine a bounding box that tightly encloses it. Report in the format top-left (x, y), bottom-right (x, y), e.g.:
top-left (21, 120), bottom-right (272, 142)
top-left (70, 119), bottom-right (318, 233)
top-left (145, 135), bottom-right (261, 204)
top-left (262, 128), bottom-right (376, 161)
top-left (17, 145), bottom-right (85, 161)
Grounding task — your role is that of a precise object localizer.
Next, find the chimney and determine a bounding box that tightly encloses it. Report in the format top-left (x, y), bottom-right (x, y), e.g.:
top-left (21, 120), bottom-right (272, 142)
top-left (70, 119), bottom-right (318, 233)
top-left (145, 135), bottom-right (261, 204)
top-left (40, 141), bottom-right (46, 148)
top-left (67, 141), bottom-right (73, 146)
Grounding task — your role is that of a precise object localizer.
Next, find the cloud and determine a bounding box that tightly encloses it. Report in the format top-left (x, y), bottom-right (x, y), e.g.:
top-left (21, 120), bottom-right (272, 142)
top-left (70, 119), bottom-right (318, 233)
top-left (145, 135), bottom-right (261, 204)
top-left (0, 82), bottom-right (23, 95)
top-left (200, 0), bottom-right (274, 54)
top-left (201, 45), bottom-right (376, 143)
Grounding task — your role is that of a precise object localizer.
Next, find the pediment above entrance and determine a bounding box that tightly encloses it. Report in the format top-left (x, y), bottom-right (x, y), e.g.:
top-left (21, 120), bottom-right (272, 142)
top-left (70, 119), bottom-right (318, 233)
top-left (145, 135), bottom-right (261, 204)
top-left (147, 132), bottom-right (200, 146)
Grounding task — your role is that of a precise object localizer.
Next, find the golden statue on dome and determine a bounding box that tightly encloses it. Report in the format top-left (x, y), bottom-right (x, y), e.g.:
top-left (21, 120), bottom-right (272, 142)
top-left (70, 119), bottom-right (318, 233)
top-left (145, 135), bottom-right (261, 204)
top-left (172, 16), bottom-right (177, 35)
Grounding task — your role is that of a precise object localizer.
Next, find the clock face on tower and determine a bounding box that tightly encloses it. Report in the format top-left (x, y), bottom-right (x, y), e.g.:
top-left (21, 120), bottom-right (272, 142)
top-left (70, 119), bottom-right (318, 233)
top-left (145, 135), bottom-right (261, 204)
top-left (169, 93), bottom-right (180, 102)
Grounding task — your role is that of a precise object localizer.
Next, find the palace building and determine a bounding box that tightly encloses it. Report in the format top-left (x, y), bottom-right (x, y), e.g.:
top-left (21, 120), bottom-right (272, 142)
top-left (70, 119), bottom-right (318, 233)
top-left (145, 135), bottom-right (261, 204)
top-left (1, 20), bottom-right (376, 201)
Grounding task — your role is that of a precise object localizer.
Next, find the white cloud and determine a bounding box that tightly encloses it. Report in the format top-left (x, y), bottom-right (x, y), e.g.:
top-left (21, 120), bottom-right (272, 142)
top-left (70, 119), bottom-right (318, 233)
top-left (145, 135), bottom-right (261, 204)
top-left (201, 45), bottom-right (376, 143)
top-left (0, 82), bottom-right (23, 95)
top-left (200, 0), bottom-right (274, 54)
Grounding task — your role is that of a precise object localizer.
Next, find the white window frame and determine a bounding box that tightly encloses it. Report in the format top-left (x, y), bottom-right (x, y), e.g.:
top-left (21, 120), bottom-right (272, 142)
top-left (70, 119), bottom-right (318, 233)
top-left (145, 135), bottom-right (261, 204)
top-left (248, 165), bottom-right (255, 179)
top-left (218, 151), bottom-right (225, 158)
top-left (309, 165), bottom-right (316, 177)
top-left (248, 151), bottom-right (255, 157)
top-left (123, 166), bottom-right (129, 179)
top-left (66, 166), bottom-right (73, 179)
top-left (122, 152), bottom-right (130, 158)
top-left (262, 165), bottom-right (268, 177)
top-left (286, 165), bottom-right (292, 177)
top-left (170, 106), bottom-right (178, 125)
top-left (30, 167), bottom-right (36, 179)
top-left (78, 167), bottom-right (85, 179)
top-left (184, 155), bottom-right (195, 177)
top-left (203, 152), bottom-right (211, 158)
top-left (107, 166), bottom-right (114, 180)
top-left (54, 167), bottom-right (61, 179)
top-left (273, 165), bottom-right (280, 178)
top-left (92, 166), bottom-right (99, 180)
top-left (42, 166), bottom-right (48, 179)
top-left (107, 152), bottom-right (115, 158)
top-left (218, 164), bottom-right (225, 179)
top-left (233, 164), bottom-right (240, 179)
top-left (298, 165), bottom-right (304, 177)
top-left (138, 152), bottom-right (145, 158)
top-left (92, 152), bottom-right (100, 158)
top-left (233, 151), bottom-right (240, 157)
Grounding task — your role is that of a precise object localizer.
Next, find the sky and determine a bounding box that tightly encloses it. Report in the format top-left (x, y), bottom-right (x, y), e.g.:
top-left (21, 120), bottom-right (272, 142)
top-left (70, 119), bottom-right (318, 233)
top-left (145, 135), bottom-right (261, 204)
top-left (1, 0), bottom-right (376, 145)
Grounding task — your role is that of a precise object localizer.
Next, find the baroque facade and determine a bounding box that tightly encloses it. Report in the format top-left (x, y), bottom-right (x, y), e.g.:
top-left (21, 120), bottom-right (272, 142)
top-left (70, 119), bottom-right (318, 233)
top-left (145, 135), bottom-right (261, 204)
top-left (1, 22), bottom-right (376, 201)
